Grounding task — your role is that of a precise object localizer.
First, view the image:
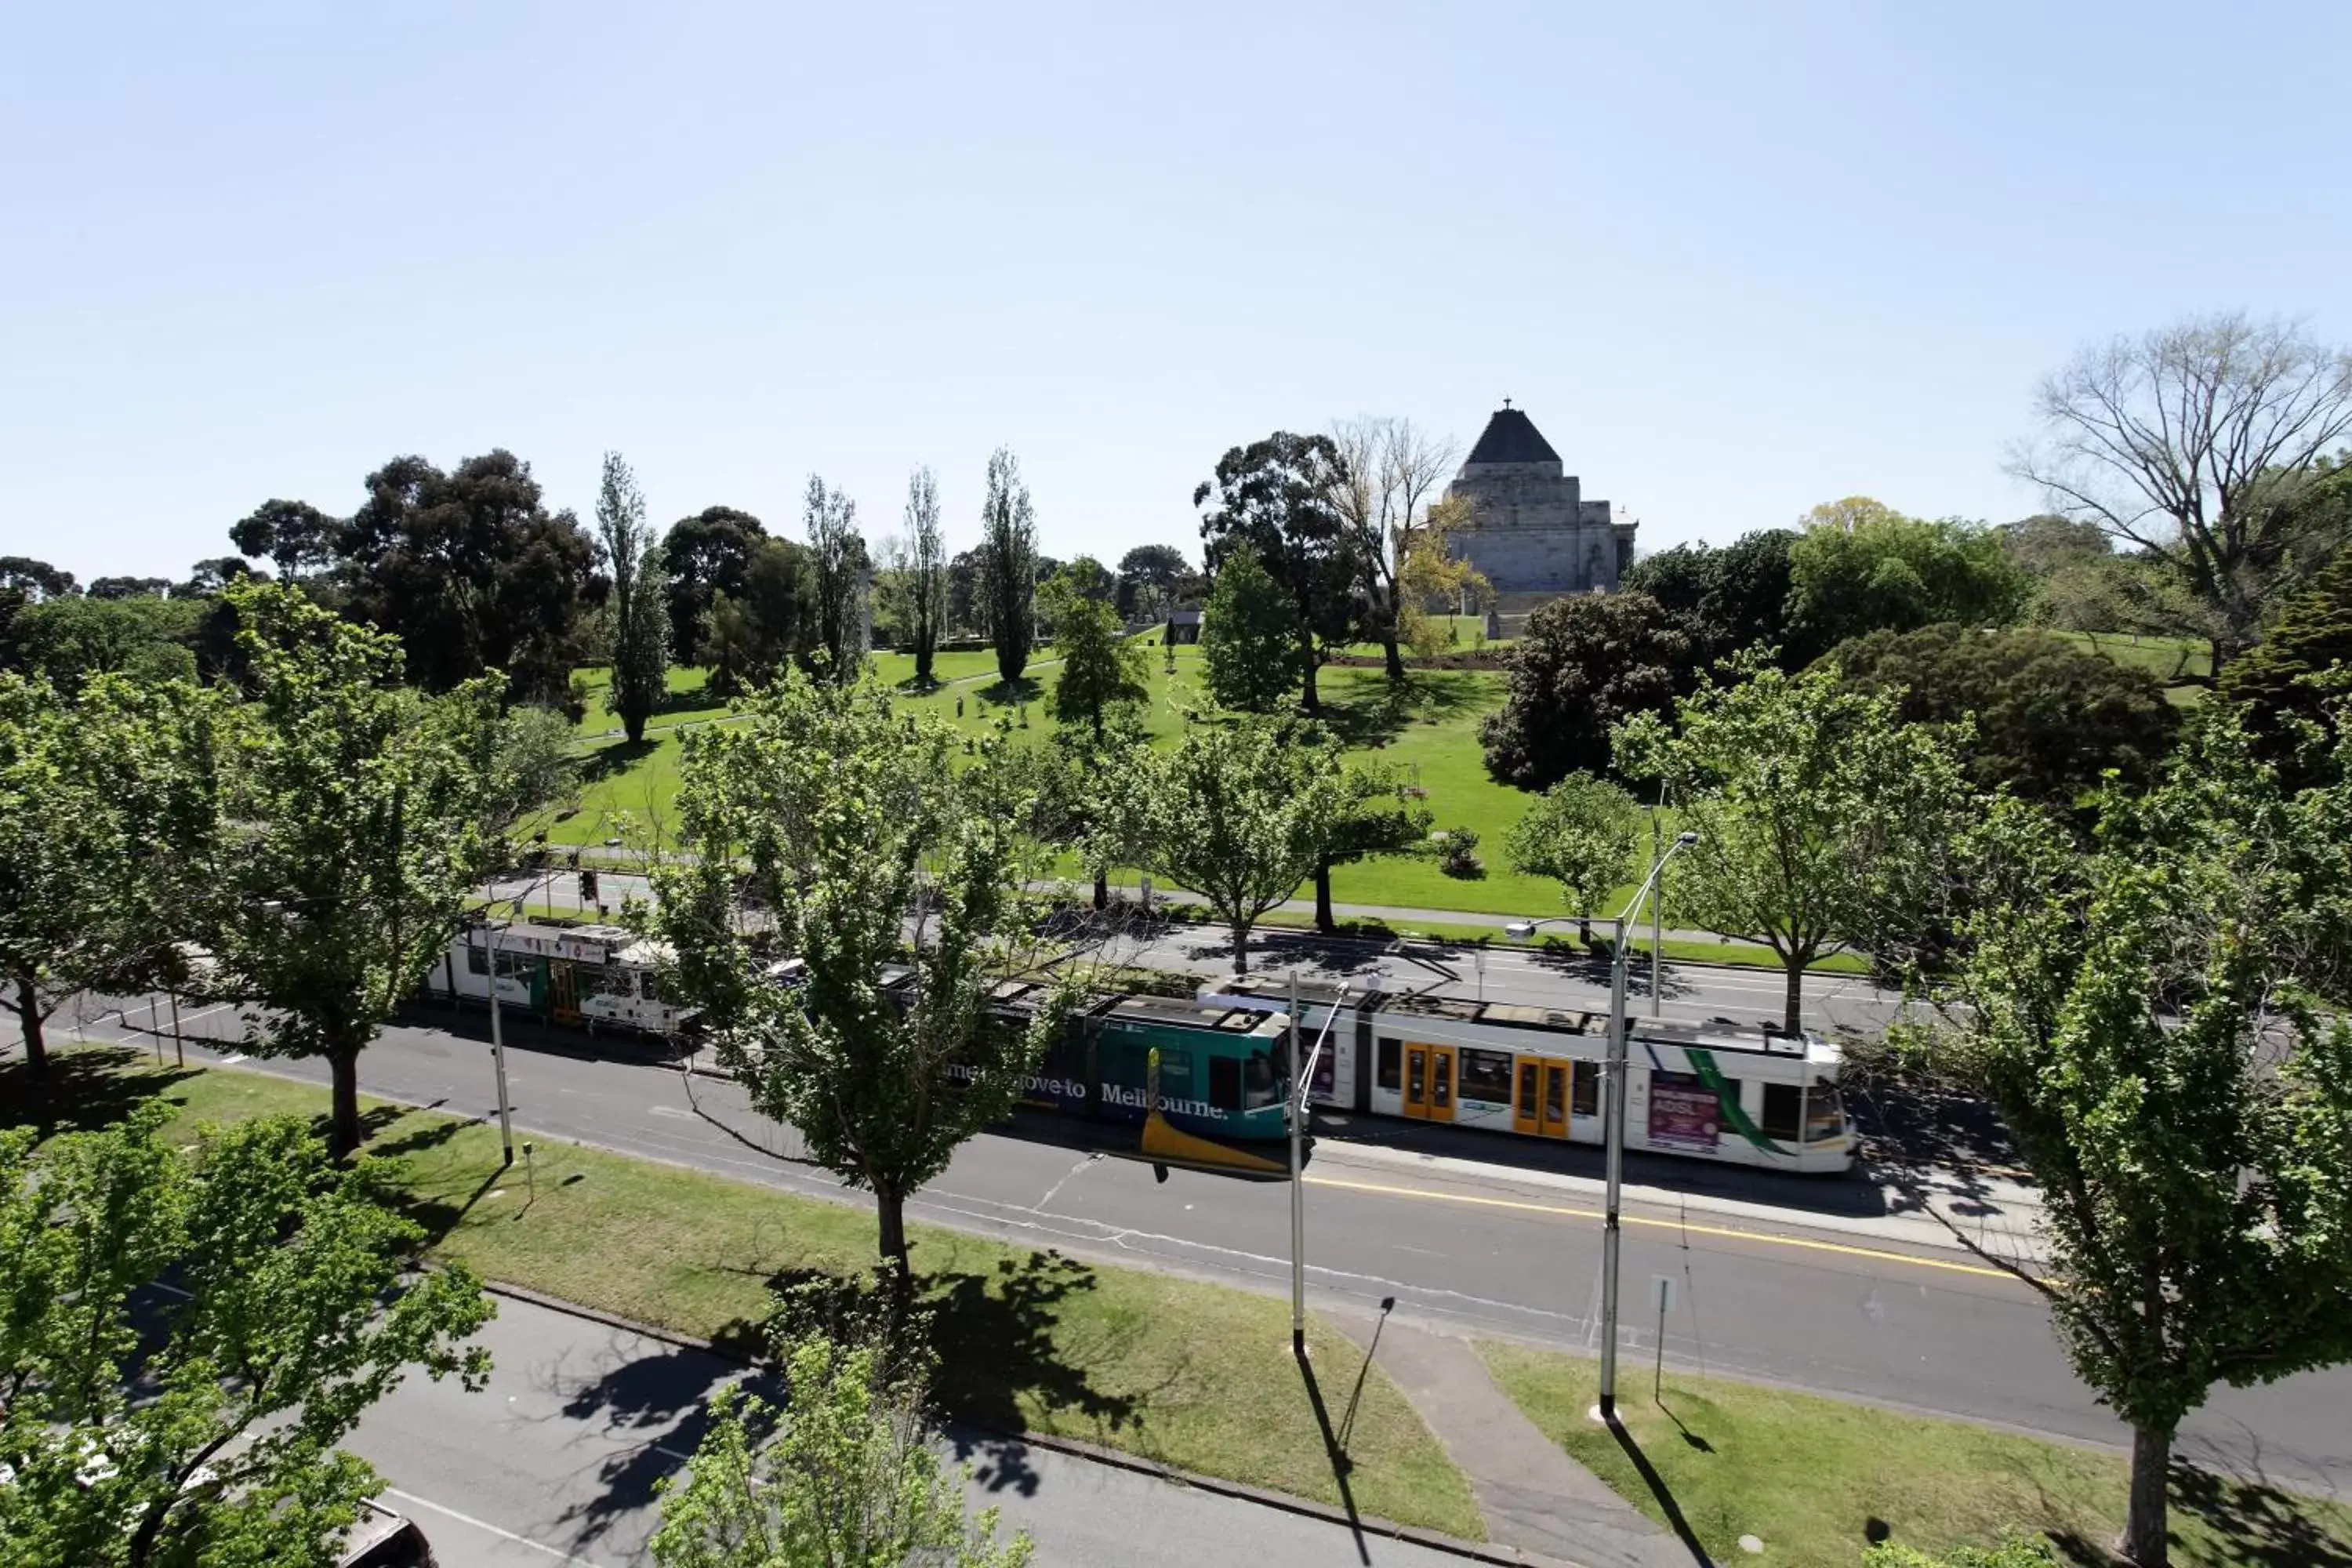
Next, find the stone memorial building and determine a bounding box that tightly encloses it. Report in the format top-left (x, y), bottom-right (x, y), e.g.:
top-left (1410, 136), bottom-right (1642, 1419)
top-left (1444, 402), bottom-right (1635, 614)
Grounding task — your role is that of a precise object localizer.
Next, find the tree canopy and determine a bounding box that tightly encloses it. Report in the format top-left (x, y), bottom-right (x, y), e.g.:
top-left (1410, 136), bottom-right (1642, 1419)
top-left (228, 498), bottom-right (340, 583)
top-left (979, 448), bottom-right (1038, 684)
top-left (661, 506), bottom-right (768, 666)
top-left (1480, 590), bottom-right (1697, 790)
top-left (1623, 527), bottom-right (1810, 666)
top-left (2223, 542), bottom-right (2352, 781)
top-left (1044, 558), bottom-right (1149, 742)
top-left (1198, 544), bottom-right (1299, 714)
top-left (1788, 501), bottom-right (2026, 648)
top-left (1195, 431), bottom-right (1356, 711)
top-left (597, 451), bottom-right (670, 743)
top-left (1504, 772), bottom-right (1641, 942)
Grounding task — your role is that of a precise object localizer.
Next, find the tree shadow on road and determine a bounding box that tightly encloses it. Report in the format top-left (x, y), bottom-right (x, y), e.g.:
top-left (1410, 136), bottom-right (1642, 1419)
top-left (2, 1044), bottom-right (201, 1137)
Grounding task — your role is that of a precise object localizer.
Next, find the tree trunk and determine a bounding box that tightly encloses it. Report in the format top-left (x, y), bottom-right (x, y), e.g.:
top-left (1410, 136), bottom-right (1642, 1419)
top-left (1381, 630), bottom-right (1405, 682)
top-left (1314, 861), bottom-right (1335, 934)
top-left (1093, 867), bottom-right (1109, 912)
top-left (624, 713), bottom-right (646, 745)
top-left (327, 1046), bottom-right (363, 1160)
top-left (1299, 627), bottom-right (1320, 713)
top-left (12, 976), bottom-right (46, 1083)
top-left (2122, 1420), bottom-right (2174, 1566)
top-left (876, 1184), bottom-right (909, 1276)
top-left (1577, 916), bottom-right (1592, 946)
top-left (1782, 954), bottom-right (1806, 1035)
top-left (1232, 920), bottom-right (1252, 976)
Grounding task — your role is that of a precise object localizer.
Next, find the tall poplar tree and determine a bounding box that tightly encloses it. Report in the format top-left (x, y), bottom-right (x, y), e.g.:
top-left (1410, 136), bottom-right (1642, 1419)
top-left (978, 448), bottom-right (1037, 684)
top-left (598, 451), bottom-right (669, 743)
top-left (804, 474), bottom-right (869, 681)
top-left (905, 465), bottom-right (948, 687)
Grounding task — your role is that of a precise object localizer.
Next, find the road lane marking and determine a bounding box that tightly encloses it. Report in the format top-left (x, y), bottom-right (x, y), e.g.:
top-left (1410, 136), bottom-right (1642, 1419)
top-left (379, 1487), bottom-right (595, 1563)
top-left (1304, 1174), bottom-right (2026, 1283)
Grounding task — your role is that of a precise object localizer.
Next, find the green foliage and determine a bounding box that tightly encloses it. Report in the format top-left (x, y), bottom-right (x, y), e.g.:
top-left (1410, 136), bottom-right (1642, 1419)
top-left (661, 505), bottom-right (768, 666)
top-left (1505, 772), bottom-right (1639, 931)
top-left (1943, 712), bottom-right (2352, 1566)
top-left (1115, 543), bottom-right (1191, 622)
top-left (1861, 1539), bottom-right (2058, 1568)
top-left (0, 671), bottom-right (220, 1083)
top-left (1623, 526), bottom-right (1811, 666)
top-left (1198, 544), bottom-right (1299, 713)
top-left (0, 593), bottom-right (205, 692)
top-left (207, 583), bottom-right (499, 1156)
top-left (1789, 500), bottom-right (2027, 648)
top-left (227, 497), bottom-right (339, 583)
top-left (1194, 430), bottom-right (1356, 710)
top-left (0, 1107), bottom-right (493, 1568)
top-left (804, 474), bottom-right (870, 681)
top-left (1435, 825), bottom-right (1482, 879)
top-left (1045, 559), bottom-right (1150, 739)
top-left (339, 449), bottom-right (599, 707)
top-left (651, 671), bottom-right (1077, 1272)
top-left (2223, 544), bottom-right (2352, 779)
top-left (1616, 659), bottom-right (1973, 1031)
top-left (649, 1325), bottom-right (1029, 1568)
top-left (599, 452), bottom-right (671, 745)
top-left (1479, 589), bottom-right (1697, 789)
top-left (979, 448), bottom-right (1038, 684)
top-left (901, 466), bottom-right (947, 685)
top-left (1824, 622), bottom-right (2179, 805)
top-left (1132, 718), bottom-right (1356, 973)
top-left (1311, 750), bottom-right (1434, 924)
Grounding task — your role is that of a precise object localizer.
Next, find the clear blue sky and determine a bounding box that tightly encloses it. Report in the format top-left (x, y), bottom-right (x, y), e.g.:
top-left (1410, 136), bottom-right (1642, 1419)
top-left (5, 2), bottom-right (2347, 582)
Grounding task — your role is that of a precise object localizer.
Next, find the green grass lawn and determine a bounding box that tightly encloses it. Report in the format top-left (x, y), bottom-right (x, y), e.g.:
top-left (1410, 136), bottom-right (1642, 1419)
top-left (48, 1052), bottom-right (1481, 1541)
top-left (1479, 1341), bottom-right (2350, 1568)
top-left (2054, 631), bottom-right (2212, 706)
top-left (545, 645), bottom-right (1665, 921)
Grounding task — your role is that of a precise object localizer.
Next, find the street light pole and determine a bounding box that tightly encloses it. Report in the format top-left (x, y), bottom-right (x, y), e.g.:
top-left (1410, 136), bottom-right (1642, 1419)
top-left (1597, 830), bottom-right (1696, 1421)
top-left (486, 923), bottom-right (515, 1167)
top-left (1289, 970), bottom-right (1305, 1359)
top-left (1650, 809), bottom-right (1664, 1018)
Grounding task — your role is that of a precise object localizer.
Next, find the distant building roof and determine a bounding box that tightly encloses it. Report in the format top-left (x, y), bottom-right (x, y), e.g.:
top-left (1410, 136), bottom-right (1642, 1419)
top-left (1464, 405), bottom-right (1561, 466)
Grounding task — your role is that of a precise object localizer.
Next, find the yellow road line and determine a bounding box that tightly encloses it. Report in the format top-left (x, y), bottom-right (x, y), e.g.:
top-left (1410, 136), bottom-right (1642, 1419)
top-left (1305, 1174), bottom-right (2026, 1283)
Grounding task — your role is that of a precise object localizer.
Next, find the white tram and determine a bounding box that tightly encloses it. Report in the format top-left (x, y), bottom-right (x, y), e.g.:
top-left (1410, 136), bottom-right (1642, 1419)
top-left (1199, 977), bottom-right (1856, 1174)
top-left (425, 920), bottom-right (697, 1037)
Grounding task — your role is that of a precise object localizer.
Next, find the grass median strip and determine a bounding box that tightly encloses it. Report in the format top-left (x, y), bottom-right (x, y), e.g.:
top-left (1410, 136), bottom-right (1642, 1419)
top-left (1477, 1340), bottom-right (2351, 1567)
top-left (67, 1051), bottom-right (1484, 1542)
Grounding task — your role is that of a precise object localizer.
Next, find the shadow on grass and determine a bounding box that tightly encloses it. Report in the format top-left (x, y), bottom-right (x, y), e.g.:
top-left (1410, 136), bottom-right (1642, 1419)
top-left (1295, 1345), bottom-right (1370, 1565)
top-left (2159, 1459), bottom-right (2352, 1567)
top-left (577, 737), bottom-right (659, 785)
top-left (2, 1045), bottom-right (202, 1137)
top-left (974, 677), bottom-right (1043, 708)
top-left (1604, 1413), bottom-right (1715, 1566)
top-left (1317, 670), bottom-right (1489, 751)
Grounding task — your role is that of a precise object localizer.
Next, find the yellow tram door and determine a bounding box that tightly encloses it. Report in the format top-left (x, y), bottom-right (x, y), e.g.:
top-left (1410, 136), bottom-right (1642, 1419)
top-left (1539, 1059), bottom-right (1572, 1140)
top-left (1403, 1044), bottom-right (1428, 1118)
top-left (1422, 1045), bottom-right (1456, 1123)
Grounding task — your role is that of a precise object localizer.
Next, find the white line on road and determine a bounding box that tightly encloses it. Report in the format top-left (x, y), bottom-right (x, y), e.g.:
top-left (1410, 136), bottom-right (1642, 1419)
top-left (379, 1488), bottom-right (597, 1565)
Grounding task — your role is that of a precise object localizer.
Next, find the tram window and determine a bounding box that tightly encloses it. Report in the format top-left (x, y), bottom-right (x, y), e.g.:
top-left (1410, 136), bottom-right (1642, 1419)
top-left (1762, 1083), bottom-right (1802, 1142)
top-left (1160, 1048), bottom-right (1193, 1096)
top-left (1517, 1062), bottom-right (1539, 1119)
top-left (466, 946), bottom-right (489, 975)
top-left (1457, 1049), bottom-right (1514, 1105)
top-left (1571, 1065), bottom-right (1599, 1117)
top-left (587, 966), bottom-right (632, 998)
top-left (1207, 1055), bottom-right (1242, 1112)
top-left (1805, 1084), bottom-right (1847, 1142)
top-left (1377, 1037), bottom-right (1402, 1092)
top-left (1242, 1049), bottom-right (1279, 1109)
top-left (640, 974), bottom-right (661, 1004)
top-left (495, 951), bottom-right (534, 981)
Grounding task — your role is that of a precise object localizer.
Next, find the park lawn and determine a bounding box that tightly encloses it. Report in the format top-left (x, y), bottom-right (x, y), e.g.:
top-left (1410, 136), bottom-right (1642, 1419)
top-left (2055, 631), bottom-right (2212, 706)
top-left (1234, 909), bottom-right (1875, 975)
top-left (1478, 1341), bottom-right (2349, 1568)
top-left (89, 1054), bottom-right (1483, 1542)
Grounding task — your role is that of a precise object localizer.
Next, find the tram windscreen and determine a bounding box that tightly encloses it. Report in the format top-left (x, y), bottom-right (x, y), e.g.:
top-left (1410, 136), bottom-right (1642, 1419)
top-left (1805, 1084), bottom-right (1846, 1142)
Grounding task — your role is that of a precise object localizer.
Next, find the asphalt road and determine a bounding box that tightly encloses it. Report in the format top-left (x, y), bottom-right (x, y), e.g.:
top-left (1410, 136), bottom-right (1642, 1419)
top-left (35, 992), bottom-right (2352, 1501)
top-left (351, 1287), bottom-right (1466, 1567)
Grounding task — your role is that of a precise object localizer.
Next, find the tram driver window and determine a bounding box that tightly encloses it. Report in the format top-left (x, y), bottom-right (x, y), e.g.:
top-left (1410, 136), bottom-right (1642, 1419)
top-left (466, 946), bottom-right (489, 975)
top-left (1762, 1083), bottom-right (1802, 1142)
top-left (1571, 1065), bottom-right (1599, 1117)
top-left (1243, 1049), bottom-right (1279, 1109)
top-left (1377, 1037), bottom-right (1401, 1092)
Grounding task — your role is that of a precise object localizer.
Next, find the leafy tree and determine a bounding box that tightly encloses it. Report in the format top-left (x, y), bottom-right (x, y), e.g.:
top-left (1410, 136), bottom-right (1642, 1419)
top-left (1044, 559), bottom-right (1149, 743)
top-left (743, 537), bottom-right (818, 674)
top-left (597, 452), bottom-right (670, 743)
top-left (0, 1107), bottom-right (493, 1568)
top-left (702, 591), bottom-right (761, 701)
top-left (804, 474), bottom-right (869, 681)
top-left (1195, 431), bottom-right (1357, 711)
top-left (1824, 623), bottom-right (2179, 806)
top-left (2223, 543), bottom-right (2352, 781)
top-left (180, 558), bottom-right (256, 598)
top-left (660, 506), bottom-right (767, 666)
top-left (85, 576), bottom-right (170, 601)
top-left (228, 498), bottom-right (340, 583)
top-left (1480, 590), bottom-right (1697, 789)
top-left (0, 558), bottom-right (75, 600)
top-left (1308, 746), bottom-right (1431, 933)
top-left (650, 673), bottom-right (1075, 1279)
top-left (1624, 527), bottom-right (1809, 665)
top-left (341, 449), bottom-right (598, 706)
top-left (0, 673), bottom-right (219, 1088)
top-left (1615, 660), bottom-right (1973, 1031)
top-left (2011, 313), bottom-right (2352, 677)
top-left (1033, 720), bottom-right (1153, 913)
top-left (1198, 544), bottom-right (1299, 713)
top-left (1788, 501), bottom-right (2026, 648)
top-left (1132, 719), bottom-right (1352, 975)
top-left (1327, 416), bottom-right (1457, 681)
top-left (978, 449), bottom-right (1038, 684)
top-left (649, 1325), bottom-right (1028, 1568)
top-left (1395, 494), bottom-right (1490, 659)
top-left (207, 583), bottom-right (496, 1157)
top-left (946, 546), bottom-right (988, 639)
top-left (1505, 772), bottom-right (1641, 943)
top-left (1115, 543), bottom-right (1191, 623)
top-left (902, 466), bottom-right (948, 685)
top-left (0, 594), bottom-right (203, 691)
top-left (1939, 713), bottom-right (2352, 1567)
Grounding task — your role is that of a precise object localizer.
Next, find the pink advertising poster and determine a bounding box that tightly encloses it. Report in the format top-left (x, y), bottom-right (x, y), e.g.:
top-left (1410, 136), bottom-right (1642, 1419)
top-left (1647, 1072), bottom-right (1720, 1153)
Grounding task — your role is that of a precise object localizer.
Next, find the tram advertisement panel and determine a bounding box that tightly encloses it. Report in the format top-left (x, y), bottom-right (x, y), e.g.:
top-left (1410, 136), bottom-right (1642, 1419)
top-left (1647, 1072), bottom-right (1719, 1153)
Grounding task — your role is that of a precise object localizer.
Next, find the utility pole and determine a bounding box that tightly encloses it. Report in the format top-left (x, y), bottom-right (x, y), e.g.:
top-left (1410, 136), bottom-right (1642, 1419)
top-left (1650, 808), bottom-right (1664, 1018)
top-left (486, 924), bottom-right (515, 1167)
top-left (1289, 969), bottom-right (1306, 1360)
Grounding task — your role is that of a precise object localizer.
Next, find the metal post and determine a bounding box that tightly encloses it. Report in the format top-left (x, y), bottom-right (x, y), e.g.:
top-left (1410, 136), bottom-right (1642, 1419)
top-left (1599, 914), bottom-right (1630, 1419)
top-left (169, 993), bottom-right (183, 1069)
top-left (488, 926), bottom-right (515, 1167)
top-left (1650, 811), bottom-right (1664, 1018)
top-left (1288, 969), bottom-right (1306, 1359)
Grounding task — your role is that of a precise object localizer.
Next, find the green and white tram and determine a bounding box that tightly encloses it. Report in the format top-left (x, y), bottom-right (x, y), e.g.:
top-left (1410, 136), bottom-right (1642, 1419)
top-left (1199, 978), bottom-right (1856, 1174)
top-left (427, 920), bottom-right (698, 1037)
